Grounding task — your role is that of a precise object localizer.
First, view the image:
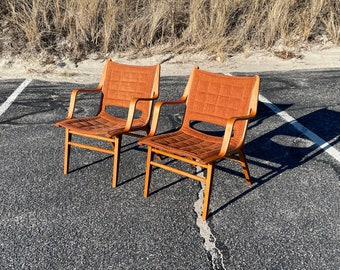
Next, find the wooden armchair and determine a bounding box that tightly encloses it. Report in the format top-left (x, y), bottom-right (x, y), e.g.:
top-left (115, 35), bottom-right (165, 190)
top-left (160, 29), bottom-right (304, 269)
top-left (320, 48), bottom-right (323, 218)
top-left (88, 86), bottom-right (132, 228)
top-left (139, 67), bottom-right (260, 220)
top-left (56, 60), bottom-right (160, 187)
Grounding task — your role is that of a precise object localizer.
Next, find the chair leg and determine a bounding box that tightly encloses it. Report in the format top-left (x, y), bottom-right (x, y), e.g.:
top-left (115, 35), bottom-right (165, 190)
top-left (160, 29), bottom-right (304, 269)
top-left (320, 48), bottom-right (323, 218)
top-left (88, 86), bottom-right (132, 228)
top-left (144, 147), bottom-right (154, 197)
top-left (202, 163), bottom-right (215, 221)
top-left (112, 135), bottom-right (122, 188)
top-left (63, 129), bottom-right (71, 174)
top-left (238, 148), bottom-right (252, 186)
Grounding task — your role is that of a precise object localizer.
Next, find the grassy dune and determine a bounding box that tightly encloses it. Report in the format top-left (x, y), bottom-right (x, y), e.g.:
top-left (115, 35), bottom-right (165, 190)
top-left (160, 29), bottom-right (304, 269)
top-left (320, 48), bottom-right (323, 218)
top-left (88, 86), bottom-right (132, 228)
top-left (0, 0), bottom-right (339, 62)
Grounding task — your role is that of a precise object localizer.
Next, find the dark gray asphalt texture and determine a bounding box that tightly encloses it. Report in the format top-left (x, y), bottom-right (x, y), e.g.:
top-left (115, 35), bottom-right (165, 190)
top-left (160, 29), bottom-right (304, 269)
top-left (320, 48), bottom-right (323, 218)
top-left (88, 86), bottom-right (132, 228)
top-left (0, 68), bottom-right (339, 269)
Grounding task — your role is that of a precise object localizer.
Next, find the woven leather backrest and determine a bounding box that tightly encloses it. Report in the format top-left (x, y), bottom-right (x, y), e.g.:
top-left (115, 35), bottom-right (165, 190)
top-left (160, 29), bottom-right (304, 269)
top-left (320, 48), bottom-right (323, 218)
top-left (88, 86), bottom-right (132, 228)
top-left (101, 60), bottom-right (158, 120)
top-left (183, 69), bottom-right (259, 142)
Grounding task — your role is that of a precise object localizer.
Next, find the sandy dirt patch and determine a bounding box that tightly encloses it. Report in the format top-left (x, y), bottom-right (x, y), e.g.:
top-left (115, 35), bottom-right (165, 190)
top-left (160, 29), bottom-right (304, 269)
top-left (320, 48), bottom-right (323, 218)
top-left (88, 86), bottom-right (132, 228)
top-left (1, 45), bottom-right (339, 84)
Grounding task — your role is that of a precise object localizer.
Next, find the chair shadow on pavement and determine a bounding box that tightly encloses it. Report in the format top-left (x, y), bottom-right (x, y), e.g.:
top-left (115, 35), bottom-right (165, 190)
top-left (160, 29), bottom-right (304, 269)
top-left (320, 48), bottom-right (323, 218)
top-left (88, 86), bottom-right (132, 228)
top-left (50, 75), bottom-right (339, 219)
top-left (210, 102), bottom-right (340, 217)
top-left (65, 102), bottom-right (339, 216)
top-left (71, 101), bottom-right (339, 217)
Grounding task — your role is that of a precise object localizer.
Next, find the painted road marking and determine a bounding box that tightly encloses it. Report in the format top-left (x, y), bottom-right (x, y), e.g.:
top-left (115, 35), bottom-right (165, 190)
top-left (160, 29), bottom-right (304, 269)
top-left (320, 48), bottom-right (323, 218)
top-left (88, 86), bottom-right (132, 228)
top-left (259, 94), bottom-right (340, 163)
top-left (195, 94), bottom-right (339, 269)
top-left (0, 78), bottom-right (32, 117)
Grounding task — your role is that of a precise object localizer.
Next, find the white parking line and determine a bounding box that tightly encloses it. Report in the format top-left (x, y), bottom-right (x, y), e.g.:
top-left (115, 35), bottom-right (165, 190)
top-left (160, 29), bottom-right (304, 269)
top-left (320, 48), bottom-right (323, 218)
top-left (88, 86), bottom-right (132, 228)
top-left (195, 94), bottom-right (339, 269)
top-left (0, 78), bottom-right (32, 117)
top-left (259, 94), bottom-right (340, 163)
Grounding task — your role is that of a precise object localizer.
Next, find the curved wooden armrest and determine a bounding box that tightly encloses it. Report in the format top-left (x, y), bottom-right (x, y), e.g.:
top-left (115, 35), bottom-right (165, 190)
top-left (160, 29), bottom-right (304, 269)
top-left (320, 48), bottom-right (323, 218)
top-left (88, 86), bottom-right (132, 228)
top-left (217, 113), bottom-right (256, 157)
top-left (199, 114), bottom-right (254, 163)
top-left (147, 97), bottom-right (187, 136)
top-left (66, 87), bottom-right (102, 119)
top-left (122, 95), bottom-right (159, 133)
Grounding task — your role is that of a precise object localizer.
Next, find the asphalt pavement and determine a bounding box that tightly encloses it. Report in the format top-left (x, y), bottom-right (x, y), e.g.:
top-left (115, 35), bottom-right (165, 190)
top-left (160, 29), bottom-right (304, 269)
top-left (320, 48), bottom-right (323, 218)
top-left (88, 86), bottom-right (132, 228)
top-left (0, 68), bottom-right (339, 269)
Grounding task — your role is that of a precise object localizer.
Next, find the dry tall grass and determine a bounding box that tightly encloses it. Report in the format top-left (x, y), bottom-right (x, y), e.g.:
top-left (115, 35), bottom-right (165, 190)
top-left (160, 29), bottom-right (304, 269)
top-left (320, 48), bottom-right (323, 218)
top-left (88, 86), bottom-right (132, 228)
top-left (0, 0), bottom-right (339, 61)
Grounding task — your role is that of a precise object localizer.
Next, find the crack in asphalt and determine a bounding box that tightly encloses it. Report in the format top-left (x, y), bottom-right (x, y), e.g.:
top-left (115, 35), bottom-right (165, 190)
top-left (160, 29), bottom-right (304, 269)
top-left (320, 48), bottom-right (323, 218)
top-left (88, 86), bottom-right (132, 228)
top-left (194, 168), bottom-right (227, 270)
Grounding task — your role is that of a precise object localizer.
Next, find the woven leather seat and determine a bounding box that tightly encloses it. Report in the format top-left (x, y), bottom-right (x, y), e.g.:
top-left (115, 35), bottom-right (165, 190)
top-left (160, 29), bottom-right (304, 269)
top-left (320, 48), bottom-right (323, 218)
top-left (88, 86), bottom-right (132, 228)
top-left (139, 67), bottom-right (260, 220)
top-left (142, 130), bottom-right (223, 162)
top-left (57, 112), bottom-right (147, 135)
top-left (56, 60), bottom-right (160, 187)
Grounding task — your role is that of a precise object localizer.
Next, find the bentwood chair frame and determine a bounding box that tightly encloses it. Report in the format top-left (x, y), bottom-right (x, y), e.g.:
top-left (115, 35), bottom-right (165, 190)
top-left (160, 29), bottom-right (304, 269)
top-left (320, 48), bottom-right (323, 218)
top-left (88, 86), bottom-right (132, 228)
top-left (139, 67), bottom-right (260, 220)
top-left (56, 60), bottom-right (160, 187)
